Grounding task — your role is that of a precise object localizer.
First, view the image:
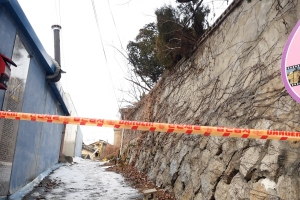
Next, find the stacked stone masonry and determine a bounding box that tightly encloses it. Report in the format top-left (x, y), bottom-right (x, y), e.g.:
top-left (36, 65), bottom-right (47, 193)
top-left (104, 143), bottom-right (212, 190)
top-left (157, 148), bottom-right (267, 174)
top-left (123, 0), bottom-right (300, 199)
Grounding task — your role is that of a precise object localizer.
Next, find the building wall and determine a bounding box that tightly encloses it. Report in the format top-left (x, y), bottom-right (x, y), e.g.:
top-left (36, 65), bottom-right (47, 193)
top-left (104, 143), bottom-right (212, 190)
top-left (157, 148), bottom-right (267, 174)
top-left (62, 93), bottom-right (82, 157)
top-left (7, 30), bottom-right (65, 195)
top-left (0, 5), bottom-right (27, 196)
top-left (74, 126), bottom-right (83, 157)
top-left (63, 124), bottom-right (77, 157)
top-left (0, 2), bottom-right (69, 196)
top-left (9, 86), bottom-right (64, 194)
top-left (0, 4), bottom-right (16, 110)
top-left (75, 126), bottom-right (83, 157)
top-left (81, 149), bottom-right (91, 156)
top-left (113, 128), bottom-right (121, 147)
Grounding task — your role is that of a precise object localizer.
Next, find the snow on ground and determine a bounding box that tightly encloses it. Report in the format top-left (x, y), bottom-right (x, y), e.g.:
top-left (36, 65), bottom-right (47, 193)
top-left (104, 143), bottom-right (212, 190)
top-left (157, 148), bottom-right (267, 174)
top-left (43, 158), bottom-right (142, 200)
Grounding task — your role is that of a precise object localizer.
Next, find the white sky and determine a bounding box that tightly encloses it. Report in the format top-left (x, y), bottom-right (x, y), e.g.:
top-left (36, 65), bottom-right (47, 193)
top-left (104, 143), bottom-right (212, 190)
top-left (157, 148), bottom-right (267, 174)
top-left (17, 0), bottom-right (231, 144)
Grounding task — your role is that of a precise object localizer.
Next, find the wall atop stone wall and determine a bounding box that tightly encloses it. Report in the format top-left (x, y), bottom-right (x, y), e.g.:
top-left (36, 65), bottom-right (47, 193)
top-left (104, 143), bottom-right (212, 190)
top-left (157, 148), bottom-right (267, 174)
top-left (123, 0), bottom-right (300, 199)
top-left (114, 129), bottom-right (122, 147)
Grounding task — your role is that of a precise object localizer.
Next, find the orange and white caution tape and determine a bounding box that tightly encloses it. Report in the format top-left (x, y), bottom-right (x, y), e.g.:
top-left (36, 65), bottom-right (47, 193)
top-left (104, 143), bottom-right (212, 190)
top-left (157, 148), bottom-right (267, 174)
top-left (0, 111), bottom-right (299, 141)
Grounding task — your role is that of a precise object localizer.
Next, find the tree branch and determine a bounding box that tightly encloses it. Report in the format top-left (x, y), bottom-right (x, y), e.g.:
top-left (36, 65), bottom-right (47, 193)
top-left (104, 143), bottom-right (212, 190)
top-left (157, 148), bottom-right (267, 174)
top-left (125, 77), bottom-right (150, 92)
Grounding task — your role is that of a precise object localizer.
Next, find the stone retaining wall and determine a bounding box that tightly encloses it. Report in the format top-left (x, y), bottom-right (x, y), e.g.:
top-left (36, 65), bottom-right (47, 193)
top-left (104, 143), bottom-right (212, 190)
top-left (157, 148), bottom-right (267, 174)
top-left (124, 1), bottom-right (300, 199)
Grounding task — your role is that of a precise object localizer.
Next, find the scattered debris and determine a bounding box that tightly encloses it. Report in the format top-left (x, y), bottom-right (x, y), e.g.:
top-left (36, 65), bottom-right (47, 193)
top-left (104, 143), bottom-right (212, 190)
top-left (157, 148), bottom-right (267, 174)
top-left (143, 188), bottom-right (158, 200)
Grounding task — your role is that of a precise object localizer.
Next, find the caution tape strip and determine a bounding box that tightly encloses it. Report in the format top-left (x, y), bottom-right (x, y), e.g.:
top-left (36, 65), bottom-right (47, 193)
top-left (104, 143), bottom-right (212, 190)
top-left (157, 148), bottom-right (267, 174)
top-left (0, 111), bottom-right (299, 141)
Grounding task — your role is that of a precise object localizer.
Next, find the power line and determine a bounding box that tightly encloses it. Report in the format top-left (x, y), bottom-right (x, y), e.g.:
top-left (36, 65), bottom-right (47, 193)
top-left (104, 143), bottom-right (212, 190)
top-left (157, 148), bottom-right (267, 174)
top-left (90, 0), bottom-right (121, 112)
top-left (91, 0), bottom-right (108, 63)
top-left (107, 0), bottom-right (123, 49)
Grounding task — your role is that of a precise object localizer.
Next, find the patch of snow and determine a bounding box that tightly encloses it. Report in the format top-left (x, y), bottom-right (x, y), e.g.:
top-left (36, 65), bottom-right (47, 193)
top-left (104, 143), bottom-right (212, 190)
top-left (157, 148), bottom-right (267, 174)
top-left (45, 158), bottom-right (140, 200)
top-left (30, 192), bottom-right (40, 197)
top-left (261, 178), bottom-right (276, 190)
top-left (73, 157), bottom-right (84, 163)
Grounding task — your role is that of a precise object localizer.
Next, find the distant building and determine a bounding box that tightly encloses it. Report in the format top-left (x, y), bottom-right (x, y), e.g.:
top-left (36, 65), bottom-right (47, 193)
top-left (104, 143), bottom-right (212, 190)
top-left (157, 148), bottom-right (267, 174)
top-left (82, 140), bottom-right (106, 160)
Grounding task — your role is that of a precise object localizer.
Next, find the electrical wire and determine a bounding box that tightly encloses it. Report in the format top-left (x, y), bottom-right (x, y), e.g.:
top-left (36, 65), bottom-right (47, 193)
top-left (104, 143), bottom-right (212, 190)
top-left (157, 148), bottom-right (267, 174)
top-left (90, 0), bottom-right (121, 112)
top-left (106, 0), bottom-right (129, 109)
top-left (107, 0), bottom-right (123, 49)
top-left (91, 0), bottom-right (108, 63)
top-left (107, 0), bottom-right (137, 111)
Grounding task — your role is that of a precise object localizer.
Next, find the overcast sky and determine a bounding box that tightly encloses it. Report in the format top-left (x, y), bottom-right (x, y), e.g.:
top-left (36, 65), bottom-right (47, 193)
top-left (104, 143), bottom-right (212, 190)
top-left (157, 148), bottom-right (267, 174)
top-left (17, 0), bottom-right (231, 144)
